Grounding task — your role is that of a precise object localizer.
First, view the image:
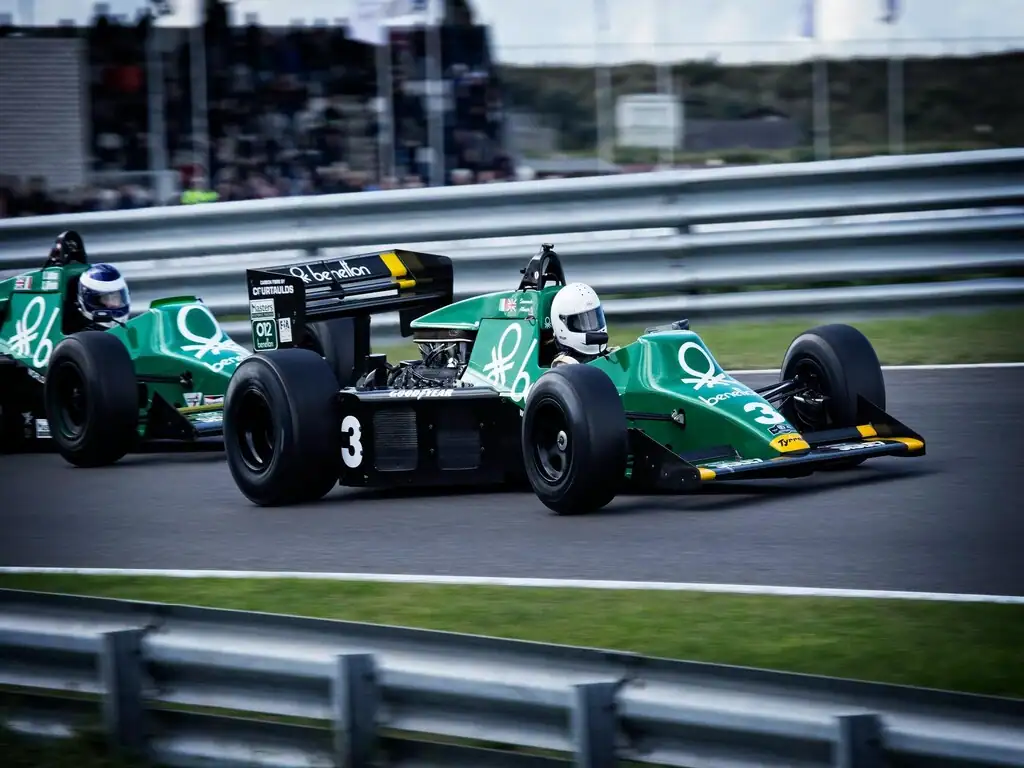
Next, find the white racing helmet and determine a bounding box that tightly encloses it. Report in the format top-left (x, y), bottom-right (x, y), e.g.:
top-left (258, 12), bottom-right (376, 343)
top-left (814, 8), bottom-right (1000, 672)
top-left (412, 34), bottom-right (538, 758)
top-left (550, 282), bottom-right (608, 356)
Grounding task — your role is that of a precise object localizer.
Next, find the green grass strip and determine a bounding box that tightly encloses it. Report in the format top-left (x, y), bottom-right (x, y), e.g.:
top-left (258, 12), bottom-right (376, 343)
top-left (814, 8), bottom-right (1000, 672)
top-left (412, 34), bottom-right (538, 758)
top-left (2, 574), bottom-right (1022, 699)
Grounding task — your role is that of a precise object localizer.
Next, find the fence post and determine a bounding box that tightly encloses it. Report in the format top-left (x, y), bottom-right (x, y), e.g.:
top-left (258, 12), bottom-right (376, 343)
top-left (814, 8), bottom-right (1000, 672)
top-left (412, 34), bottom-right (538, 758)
top-left (834, 713), bottom-right (885, 768)
top-left (331, 652), bottom-right (380, 768)
top-left (99, 628), bottom-right (146, 756)
top-left (571, 681), bottom-right (618, 768)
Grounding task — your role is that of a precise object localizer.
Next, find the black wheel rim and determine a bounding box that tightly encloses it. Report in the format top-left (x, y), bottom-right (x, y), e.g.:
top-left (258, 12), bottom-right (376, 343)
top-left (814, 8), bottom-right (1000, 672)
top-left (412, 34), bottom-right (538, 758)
top-left (234, 388), bottom-right (275, 473)
top-left (790, 357), bottom-right (832, 432)
top-left (52, 361), bottom-right (88, 440)
top-left (530, 398), bottom-right (571, 484)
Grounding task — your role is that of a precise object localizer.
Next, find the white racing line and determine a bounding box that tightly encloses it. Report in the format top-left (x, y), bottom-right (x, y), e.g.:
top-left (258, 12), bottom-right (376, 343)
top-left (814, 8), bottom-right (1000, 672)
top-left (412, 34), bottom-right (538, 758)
top-left (729, 362), bottom-right (1024, 375)
top-left (1, 568), bottom-right (1022, 604)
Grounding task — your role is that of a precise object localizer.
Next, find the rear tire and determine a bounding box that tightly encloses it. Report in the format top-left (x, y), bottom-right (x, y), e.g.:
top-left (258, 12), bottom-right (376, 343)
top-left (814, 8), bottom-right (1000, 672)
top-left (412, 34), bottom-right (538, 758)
top-left (780, 323), bottom-right (886, 469)
top-left (44, 331), bottom-right (139, 467)
top-left (299, 317), bottom-right (370, 389)
top-left (224, 348), bottom-right (341, 506)
top-left (522, 365), bottom-right (628, 515)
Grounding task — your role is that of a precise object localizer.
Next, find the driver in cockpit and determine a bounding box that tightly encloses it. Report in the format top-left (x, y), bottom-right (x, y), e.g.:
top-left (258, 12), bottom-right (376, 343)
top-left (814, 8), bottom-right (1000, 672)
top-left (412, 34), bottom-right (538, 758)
top-left (549, 282), bottom-right (608, 366)
top-left (45, 231), bottom-right (132, 330)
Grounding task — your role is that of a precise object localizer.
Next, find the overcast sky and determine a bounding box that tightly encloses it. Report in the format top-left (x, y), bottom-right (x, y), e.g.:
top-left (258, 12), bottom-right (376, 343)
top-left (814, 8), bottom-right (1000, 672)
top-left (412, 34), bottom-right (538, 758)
top-left (2, 0), bottom-right (1023, 64)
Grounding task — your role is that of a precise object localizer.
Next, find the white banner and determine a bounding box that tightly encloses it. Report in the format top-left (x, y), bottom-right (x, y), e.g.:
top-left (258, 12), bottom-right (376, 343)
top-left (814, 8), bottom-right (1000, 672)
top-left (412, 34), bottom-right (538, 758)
top-left (349, 0), bottom-right (390, 45)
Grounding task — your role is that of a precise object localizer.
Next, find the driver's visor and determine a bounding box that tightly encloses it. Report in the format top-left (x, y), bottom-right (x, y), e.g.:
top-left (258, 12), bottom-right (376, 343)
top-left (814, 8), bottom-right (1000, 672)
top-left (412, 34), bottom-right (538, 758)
top-left (564, 306), bottom-right (606, 333)
top-left (96, 288), bottom-right (130, 309)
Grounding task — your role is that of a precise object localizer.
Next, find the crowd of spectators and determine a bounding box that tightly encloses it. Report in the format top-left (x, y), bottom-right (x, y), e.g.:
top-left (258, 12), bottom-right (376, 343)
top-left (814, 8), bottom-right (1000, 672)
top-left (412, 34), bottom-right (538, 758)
top-left (0, 0), bottom-right (515, 218)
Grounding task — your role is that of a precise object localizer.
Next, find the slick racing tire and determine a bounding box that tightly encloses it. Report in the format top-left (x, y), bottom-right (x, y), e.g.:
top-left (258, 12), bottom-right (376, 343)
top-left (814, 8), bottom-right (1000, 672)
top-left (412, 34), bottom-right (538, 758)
top-left (44, 331), bottom-right (139, 467)
top-left (522, 365), bottom-right (628, 515)
top-left (780, 323), bottom-right (886, 469)
top-left (224, 348), bottom-right (341, 506)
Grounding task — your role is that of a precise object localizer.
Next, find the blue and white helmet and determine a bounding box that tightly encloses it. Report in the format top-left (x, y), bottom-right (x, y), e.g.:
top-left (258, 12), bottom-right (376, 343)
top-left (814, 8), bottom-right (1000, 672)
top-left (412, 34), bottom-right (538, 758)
top-left (77, 263), bottom-right (131, 327)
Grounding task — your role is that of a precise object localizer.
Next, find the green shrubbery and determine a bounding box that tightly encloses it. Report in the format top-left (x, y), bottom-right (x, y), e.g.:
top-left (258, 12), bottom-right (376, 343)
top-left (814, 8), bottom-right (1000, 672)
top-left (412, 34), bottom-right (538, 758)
top-left (500, 52), bottom-right (1023, 157)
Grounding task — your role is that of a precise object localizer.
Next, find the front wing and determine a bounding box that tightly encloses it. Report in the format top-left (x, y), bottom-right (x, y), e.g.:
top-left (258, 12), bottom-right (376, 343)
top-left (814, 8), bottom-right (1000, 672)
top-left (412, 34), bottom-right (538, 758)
top-left (629, 396), bottom-right (925, 491)
top-left (141, 393), bottom-right (225, 443)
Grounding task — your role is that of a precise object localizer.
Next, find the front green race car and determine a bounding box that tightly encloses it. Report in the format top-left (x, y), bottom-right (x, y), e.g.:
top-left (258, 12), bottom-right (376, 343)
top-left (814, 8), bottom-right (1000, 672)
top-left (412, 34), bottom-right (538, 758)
top-left (219, 242), bottom-right (925, 514)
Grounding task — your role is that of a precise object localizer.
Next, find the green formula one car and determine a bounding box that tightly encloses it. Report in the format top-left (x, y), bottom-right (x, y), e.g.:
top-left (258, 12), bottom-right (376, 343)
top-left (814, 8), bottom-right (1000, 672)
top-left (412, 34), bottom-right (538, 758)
top-left (0, 231), bottom-right (251, 466)
top-left (223, 244), bottom-right (926, 513)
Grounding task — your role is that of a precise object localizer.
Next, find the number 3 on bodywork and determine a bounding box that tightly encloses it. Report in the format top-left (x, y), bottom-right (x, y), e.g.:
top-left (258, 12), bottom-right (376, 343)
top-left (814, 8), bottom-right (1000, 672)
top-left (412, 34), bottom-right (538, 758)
top-left (744, 401), bottom-right (786, 425)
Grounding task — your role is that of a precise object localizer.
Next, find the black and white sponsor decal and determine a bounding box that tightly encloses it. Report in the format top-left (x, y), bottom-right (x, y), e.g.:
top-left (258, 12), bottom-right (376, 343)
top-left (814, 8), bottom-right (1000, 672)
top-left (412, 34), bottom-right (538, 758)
top-left (829, 440), bottom-right (886, 452)
top-left (768, 422), bottom-right (790, 436)
top-left (249, 299), bottom-right (276, 320)
top-left (705, 457), bottom-right (764, 470)
top-left (27, 369), bottom-right (45, 384)
top-left (388, 388), bottom-right (454, 399)
top-left (250, 277), bottom-right (295, 298)
top-left (277, 317), bottom-right (293, 343)
top-left (289, 260), bottom-right (372, 284)
top-left (24, 412), bottom-right (51, 439)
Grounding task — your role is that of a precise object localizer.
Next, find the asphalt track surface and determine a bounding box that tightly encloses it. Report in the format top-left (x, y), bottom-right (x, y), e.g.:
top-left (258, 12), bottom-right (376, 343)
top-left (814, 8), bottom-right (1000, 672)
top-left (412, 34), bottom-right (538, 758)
top-left (2, 368), bottom-right (1022, 595)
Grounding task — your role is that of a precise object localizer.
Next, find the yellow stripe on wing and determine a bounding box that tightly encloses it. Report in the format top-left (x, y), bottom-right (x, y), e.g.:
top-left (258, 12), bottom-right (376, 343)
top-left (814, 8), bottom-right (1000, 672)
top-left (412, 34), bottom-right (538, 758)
top-left (380, 251), bottom-right (416, 289)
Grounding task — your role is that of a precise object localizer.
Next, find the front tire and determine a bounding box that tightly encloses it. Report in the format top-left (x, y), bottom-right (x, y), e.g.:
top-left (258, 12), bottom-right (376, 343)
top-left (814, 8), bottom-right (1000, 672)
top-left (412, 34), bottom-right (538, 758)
top-left (522, 365), bottom-right (628, 515)
top-left (780, 323), bottom-right (886, 468)
top-left (44, 331), bottom-right (139, 467)
top-left (224, 348), bottom-right (341, 506)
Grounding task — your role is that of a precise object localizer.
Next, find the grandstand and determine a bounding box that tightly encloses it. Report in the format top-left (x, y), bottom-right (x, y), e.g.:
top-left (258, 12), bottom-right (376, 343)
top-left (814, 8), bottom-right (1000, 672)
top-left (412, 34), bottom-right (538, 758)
top-left (0, 0), bottom-right (513, 217)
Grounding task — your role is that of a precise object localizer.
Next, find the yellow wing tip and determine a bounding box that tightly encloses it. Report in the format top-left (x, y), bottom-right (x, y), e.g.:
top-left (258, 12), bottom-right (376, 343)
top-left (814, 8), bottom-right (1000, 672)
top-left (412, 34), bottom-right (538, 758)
top-left (699, 468), bottom-right (717, 481)
top-left (770, 433), bottom-right (810, 453)
top-left (889, 437), bottom-right (925, 452)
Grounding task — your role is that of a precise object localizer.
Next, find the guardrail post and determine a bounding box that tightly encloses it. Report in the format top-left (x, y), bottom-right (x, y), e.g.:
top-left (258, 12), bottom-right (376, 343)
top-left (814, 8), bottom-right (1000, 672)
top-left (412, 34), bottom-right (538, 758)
top-left (834, 713), bottom-right (885, 767)
top-left (99, 628), bottom-right (146, 756)
top-left (570, 681), bottom-right (618, 768)
top-left (331, 652), bottom-right (380, 768)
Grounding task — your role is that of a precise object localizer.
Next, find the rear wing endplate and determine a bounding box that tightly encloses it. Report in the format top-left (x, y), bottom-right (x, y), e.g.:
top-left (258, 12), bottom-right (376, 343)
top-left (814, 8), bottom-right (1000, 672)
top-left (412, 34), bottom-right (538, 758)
top-left (245, 249), bottom-right (453, 351)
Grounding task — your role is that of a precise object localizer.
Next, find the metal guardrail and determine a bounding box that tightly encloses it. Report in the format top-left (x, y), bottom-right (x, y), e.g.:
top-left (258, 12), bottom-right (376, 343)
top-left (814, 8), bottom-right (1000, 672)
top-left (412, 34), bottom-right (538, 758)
top-left (2, 589), bottom-right (1023, 768)
top-left (2, 150), bottom-right (1023, 342)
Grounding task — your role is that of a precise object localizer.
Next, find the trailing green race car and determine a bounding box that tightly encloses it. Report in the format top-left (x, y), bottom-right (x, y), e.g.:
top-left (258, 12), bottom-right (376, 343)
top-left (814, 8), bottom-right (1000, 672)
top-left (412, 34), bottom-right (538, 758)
top-left (223, 243), bottom-right (926, 513)
top-left (0, 231), bottom-right (250, 466)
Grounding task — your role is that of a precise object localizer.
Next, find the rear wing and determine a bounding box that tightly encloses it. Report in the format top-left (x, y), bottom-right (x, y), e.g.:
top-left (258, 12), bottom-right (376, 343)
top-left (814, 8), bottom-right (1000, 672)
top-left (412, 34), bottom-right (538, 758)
top-left (245, 249), bottom-right (454, 350)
